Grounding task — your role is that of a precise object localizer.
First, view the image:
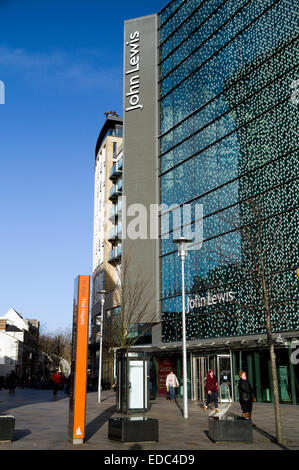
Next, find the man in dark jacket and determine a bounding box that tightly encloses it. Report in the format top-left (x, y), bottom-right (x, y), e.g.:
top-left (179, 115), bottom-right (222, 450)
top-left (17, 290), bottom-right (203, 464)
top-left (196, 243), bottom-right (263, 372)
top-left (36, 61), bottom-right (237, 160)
top-left (203, 369), bottom-right (219, 413)
top-left (8, 371), bottom-right (16, 394)
top-left (238, 371), bottom-right (254, 419)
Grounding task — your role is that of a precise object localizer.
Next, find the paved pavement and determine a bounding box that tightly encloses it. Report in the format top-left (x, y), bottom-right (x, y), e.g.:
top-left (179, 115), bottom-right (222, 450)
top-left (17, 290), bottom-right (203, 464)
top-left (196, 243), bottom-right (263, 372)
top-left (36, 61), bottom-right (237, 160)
top-left (0, 388), bottom-right (298, 450)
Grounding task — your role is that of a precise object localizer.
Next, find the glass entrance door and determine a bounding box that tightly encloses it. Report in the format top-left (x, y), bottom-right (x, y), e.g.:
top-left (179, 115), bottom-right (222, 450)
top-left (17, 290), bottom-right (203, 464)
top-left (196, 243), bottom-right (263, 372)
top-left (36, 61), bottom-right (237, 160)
top-left (217, 355), bottom-right (233, 403)
top-left (192, 355), bottom-right (208, 402)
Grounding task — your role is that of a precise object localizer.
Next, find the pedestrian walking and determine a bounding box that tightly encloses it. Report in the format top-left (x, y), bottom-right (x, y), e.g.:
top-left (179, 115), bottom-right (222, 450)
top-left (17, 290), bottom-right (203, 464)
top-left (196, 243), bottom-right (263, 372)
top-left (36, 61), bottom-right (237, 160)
top-left (166, 370), bottom-right (179, 402)
top-left (238, 371), bottom-right (255, 419)
top-left (59, 373), bottom-right (65, 391)
top-left (64, 375), bottom-right (70, 395)
top-left (203, 369), bottom-right (219, 413)
top-left (8, 371), bottom-right (16, 394)
top-left (51, 369), bottom-right (61, 399)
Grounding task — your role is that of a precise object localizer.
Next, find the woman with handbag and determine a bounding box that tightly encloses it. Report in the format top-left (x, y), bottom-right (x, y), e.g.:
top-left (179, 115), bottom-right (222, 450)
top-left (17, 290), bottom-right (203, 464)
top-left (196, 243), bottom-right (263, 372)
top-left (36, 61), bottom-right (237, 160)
top-left (166, 370), bottom-right (179, 402)
top-left (238, 371), bottom-right (256, 419)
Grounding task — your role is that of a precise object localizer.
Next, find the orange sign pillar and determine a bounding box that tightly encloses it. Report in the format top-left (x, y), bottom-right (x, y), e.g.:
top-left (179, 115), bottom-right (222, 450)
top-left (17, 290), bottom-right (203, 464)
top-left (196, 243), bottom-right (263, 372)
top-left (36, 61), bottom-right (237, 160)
top-left (69, 275), bottom-right (90, 445)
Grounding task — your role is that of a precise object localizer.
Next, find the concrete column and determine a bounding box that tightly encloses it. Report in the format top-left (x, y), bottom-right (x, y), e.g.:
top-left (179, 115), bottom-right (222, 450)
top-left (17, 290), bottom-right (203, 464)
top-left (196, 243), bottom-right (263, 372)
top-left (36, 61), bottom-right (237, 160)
top-left (247, 352), bottom-right (253, 390)
top-left (268, 360), bottom-right (274, 403)
top-left (232, 351), bottom-right (239, 401)
top-left (176, 357), bottom-right (182, 398)
top-left (187, 354), bottom-right (191, 400)
top-left (254, 351), bottom-right (262, 402)
top-left (288, 340), bottom-right (297, 405)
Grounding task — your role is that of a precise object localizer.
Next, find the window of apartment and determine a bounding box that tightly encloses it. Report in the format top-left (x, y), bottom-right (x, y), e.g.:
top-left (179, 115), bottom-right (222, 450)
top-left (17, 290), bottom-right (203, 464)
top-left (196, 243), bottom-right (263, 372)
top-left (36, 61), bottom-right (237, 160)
top-left (113, 142), bottom-right (117, 158)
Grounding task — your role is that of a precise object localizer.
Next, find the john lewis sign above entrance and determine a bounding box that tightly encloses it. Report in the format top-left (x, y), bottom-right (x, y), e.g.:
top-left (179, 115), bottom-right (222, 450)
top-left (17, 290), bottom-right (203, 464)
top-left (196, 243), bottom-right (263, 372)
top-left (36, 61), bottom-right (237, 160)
top-left (187, 291), bottom-right (235, 313)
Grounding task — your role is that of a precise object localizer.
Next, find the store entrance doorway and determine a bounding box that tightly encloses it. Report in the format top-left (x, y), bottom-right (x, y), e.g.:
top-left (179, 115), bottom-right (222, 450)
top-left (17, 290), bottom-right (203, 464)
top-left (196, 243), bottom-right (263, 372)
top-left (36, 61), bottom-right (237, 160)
top-left (191, 353), bottom-right (233, 403)
top-left (192, 356), bottom-right (208, 402)
top-left (217, 354), bottom-right (233, 403)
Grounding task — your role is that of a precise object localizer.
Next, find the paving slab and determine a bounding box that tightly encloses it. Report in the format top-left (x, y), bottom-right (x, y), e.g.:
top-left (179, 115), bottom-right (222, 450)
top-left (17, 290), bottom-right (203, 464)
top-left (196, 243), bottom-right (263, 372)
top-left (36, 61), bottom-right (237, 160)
top-left (0, 388), bottom-right (298, 450)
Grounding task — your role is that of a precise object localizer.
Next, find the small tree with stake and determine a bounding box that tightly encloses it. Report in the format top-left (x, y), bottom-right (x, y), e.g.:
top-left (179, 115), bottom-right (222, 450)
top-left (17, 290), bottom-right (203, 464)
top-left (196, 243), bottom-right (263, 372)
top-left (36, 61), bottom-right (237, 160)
top-left (105, 253), bottom-right (159, 350)
top-left (98, 250), bottom-right (159, 389)
top-left (206, 198), bottom-right (298, 445)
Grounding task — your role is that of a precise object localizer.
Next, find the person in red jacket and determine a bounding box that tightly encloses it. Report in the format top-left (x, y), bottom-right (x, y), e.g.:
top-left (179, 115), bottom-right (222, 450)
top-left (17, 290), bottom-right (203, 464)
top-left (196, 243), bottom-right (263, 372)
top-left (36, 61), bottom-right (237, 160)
top-left (52, 369), bottom-right (61, 399)
top-left (203, 369), bottom-right (219, 413)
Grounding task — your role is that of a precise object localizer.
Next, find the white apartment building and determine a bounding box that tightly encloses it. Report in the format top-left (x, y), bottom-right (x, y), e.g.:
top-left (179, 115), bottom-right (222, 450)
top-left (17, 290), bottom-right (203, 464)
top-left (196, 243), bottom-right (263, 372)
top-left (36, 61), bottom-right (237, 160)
top-left (90, 114), bottom-right (123, 384)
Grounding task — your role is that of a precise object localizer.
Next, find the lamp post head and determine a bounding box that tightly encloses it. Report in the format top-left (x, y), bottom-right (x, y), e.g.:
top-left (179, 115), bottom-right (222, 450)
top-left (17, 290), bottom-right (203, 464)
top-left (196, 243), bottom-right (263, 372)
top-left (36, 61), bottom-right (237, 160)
top-left (173, 237), bottom-right (192, 260)
top-left (276, 333), bottom-right (284, 344)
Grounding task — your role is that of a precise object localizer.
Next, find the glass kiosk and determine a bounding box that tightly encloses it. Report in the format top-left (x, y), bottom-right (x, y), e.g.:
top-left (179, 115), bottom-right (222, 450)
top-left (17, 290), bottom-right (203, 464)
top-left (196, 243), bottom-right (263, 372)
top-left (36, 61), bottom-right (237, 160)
top-left (116, 349), bottom-right (150, 414)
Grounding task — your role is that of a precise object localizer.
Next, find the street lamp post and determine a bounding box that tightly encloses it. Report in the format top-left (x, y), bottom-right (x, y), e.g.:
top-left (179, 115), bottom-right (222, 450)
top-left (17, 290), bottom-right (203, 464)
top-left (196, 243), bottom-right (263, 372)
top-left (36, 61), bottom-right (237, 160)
top-left (97, 290), bottom-right (106, 403)
top-left (173, 237), bottom-right (192, 420)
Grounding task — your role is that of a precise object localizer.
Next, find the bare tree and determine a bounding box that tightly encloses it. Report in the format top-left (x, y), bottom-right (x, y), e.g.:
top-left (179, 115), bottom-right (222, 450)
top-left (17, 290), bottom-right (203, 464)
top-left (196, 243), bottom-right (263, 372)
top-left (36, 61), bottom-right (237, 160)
top-left (104, 253), bottom-right (159, 350)
top-left (92, 250), bottom-right (159, 389)
top-left (204, 198), bottom-right (298, 444)
top-left (38, 327), bottom-right (72, 372)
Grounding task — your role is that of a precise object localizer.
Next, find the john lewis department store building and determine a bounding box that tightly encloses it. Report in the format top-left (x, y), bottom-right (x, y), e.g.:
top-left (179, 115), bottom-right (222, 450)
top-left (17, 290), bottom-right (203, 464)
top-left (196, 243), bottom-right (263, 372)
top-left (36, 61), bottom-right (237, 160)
top-left (122, 0), bottom-right (299, 404)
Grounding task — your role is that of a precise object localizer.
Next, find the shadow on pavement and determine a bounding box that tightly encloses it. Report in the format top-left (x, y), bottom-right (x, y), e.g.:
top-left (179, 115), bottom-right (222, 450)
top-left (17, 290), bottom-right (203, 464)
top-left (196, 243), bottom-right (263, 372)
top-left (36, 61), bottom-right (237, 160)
top-left (85, 405), bottom-right (115, 442)
top-left (252, 425), bottom-right (290, 450)
top-left (128, 443), bottom-right (143, 450)
top-left (228, 411), bottom-right (290, 450)
top-left (99, 394), bottom-right (115, 403)
top-left (14, 429), bottom-right (32, 441)
top-left (0, 389), bottom-right (68, 412)
top-left (174, 398), bottom-right (184, 417)
top-left (204, 430), bottom-right (214, 442)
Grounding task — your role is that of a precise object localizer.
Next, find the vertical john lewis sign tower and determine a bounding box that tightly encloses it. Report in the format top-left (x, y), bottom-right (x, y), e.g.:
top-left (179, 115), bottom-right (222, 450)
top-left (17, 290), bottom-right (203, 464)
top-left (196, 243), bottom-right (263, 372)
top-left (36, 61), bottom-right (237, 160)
top-left (122, 14), bottom-right (160, 325)
top-left (125, 31), bottom-right (144, 112)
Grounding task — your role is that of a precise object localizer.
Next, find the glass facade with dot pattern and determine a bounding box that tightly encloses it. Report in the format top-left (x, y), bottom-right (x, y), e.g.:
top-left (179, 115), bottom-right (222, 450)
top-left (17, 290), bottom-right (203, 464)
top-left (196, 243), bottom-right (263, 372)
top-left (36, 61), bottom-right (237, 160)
top-left (159, 0), bottom-right (299, 343)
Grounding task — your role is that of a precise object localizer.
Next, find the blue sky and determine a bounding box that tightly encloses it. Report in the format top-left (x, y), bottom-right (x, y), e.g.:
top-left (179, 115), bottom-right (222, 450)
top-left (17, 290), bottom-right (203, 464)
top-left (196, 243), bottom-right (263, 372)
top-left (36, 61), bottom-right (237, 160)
top-left (0, 0), bottom-right (165, 332)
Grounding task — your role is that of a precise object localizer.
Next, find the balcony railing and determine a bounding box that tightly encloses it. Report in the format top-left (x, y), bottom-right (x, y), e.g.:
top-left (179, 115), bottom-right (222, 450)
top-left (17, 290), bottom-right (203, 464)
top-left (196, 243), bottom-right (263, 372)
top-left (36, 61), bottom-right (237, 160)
top-left (116, 144), bottom-right (123, 157)
top-left (108, 225), bottom-right (122, 244)
top-left (108, 244), bottom-right (122, 265)
top-left (116, 200), bottom-right (122, 215)
top-left (109, 163), bottom-right (122, 182)
top-left (109, 206), bottom-right (116, 221)
top-left (109, 201), bottom-right (122, 222)
top-left (117, 224), bottom-right (122, 238)
top-left (109, 184), bottom-right (122, 201)
top-left (108, 228), bottom-right (117, 242)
